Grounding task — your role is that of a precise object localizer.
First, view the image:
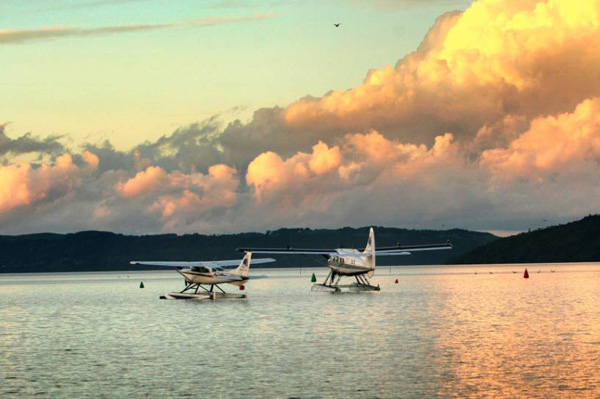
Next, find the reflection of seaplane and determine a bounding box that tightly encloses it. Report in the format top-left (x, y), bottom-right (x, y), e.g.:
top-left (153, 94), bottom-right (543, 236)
top-left (130, 252), bottom-right (275, 300)
top-left (238, 227), bottom-right (452, 292)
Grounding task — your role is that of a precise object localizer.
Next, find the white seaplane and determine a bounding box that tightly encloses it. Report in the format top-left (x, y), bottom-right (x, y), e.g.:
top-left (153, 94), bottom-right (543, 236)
top-left (130, 252), bottom-right (275, 300)
top-left (238, 227), bottom-right (452, 292)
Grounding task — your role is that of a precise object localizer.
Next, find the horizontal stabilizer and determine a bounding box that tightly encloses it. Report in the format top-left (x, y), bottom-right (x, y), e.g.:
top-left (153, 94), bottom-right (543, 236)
top-left (248, 275), bottom-right (269, 280)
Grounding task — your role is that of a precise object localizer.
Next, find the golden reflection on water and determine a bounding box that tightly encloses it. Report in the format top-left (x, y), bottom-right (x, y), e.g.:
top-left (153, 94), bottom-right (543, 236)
top-left (425, 270), bottom-right (600, 398)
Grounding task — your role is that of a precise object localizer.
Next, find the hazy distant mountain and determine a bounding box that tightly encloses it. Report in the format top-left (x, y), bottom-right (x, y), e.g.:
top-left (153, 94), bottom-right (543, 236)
top-left (449, 215), bottom-right (600, 265)
top-left (0, 227), bottom-right (496, 273)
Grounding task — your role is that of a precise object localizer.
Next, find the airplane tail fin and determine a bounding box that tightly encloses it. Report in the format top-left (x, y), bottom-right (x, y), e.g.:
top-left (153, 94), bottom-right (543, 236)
top-left (363, 227), bottom-right (376, 278)
top-left (229, 252), bottom-right (252, 278)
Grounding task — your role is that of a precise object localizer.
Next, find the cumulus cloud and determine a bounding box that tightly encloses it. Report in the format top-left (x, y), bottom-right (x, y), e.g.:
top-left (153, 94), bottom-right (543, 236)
top-left (242, 115), bottom-right (600, 231)
top-left (481, 97), bottom-right (600, 179)
top-left (0, 153), bottom-right (92, 216)
top-left (247, 141), bottom-right (342, 203)
top-left (243, 131), bottom-right (477, 227)
top-left (115, 166), bottom-right (166, 198)
top-left (81, 150), bottom-right (100, 169)
top-left (282, 0), bottom-right (600, 144)
top-left (113, 164), bottom-right (239, 230)
top-left (2, 0), bottom-right (600, 234)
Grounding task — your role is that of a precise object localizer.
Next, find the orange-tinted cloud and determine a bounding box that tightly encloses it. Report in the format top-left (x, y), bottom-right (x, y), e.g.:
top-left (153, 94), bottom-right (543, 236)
top-left (82, 151), bottom-right (100, 169)
top-left (245, 131), bottom-right (465, 222)
top-left (246, 141), bottom-right (342, 202)
top-left (3, 0), bottom-right (600, 234)
top-left (0, 154), bottom-right (83, 214)
top-left (152, 164), bottom-right (238, 218)
top-left (115, 166), bottom-right (166, 198)
top-left (282, 0), bottom-right (600, 145)
top-left (115, 164), bottom-right (239, 227)
top-left (481, 97), bottom-right (600, 178)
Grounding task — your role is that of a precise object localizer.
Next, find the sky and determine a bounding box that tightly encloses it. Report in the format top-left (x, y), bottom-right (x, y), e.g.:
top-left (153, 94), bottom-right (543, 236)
top-left (2, 0), bottom-right (466, 148)
top-left (1, 0), bottom-right (600, 236)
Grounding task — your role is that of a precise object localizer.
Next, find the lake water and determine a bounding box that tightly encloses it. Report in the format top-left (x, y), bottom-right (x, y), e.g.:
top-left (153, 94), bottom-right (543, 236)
top-left (2, 263), bottom-right (600, 398)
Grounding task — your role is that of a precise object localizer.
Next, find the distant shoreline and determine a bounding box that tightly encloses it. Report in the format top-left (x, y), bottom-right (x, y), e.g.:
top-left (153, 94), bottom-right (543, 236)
top-left (3, 262), bottom-right (600, 276)
top-left (0, 227), bottom-right (496, 273)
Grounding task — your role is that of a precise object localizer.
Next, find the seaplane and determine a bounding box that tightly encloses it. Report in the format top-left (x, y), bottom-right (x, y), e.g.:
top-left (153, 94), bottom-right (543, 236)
top-left (238, 227), bottom-right (452, 293)
top-left (130, 252), bottom-right (275, 300)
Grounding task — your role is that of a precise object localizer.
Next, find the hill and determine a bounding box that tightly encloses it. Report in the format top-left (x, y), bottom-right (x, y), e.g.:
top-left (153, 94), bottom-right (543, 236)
top-left (449, 215), bottom-right (600, 264)
top-left (0, 227), bottom-right (496, 273)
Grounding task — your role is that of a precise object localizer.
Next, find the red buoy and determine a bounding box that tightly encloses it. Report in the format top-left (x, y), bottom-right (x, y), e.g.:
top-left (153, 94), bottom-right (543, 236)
top-left (239, 284), bottom-right (245, 291)
top-left (394, 279), bottom-right (399, 284)
top-left (523, 269), bottom-right (529, 279)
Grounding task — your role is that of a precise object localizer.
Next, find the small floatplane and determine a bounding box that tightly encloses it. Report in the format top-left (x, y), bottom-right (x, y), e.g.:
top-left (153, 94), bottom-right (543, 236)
top-left (130, 252), bottom-right (275, 300)
top-left (238, 227), bottom-right (452, 293)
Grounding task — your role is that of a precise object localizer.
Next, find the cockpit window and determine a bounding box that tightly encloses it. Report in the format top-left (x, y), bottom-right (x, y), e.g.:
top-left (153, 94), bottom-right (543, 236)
top-left (191, 266), bottom-right (211, 273)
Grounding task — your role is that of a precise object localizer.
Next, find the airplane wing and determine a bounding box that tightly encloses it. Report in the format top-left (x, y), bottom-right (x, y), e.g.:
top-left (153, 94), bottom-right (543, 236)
top-left (204, 258), bottom-right (276, 268)
top-left (237, 247), bottom-right (337, 256)
top-left (130, 258), bottom-right (276, 268)
top-left (375, 251), bottom-right (412, 256)
top-left (130, 261), bottom-right (206, 267)
top-left (238, 242), bottom-right (451, 257)
top-left (376, 242), bottom-right (453, 255)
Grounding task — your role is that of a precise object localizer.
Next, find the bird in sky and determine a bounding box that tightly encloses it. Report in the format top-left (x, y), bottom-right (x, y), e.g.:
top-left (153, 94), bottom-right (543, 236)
top-left (334, 23), bottom-right (341, 27)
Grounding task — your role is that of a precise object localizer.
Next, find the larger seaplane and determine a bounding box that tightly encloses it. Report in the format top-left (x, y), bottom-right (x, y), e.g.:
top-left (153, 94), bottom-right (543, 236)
top-left (131, 252), bottom-right (275, 300)
top-left (238, 227), bottom-right (452, 292)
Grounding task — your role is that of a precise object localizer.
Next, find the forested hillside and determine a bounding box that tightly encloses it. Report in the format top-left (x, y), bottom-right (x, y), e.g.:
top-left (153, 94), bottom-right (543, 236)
top-left (0, 227), bottom-right (497, 273)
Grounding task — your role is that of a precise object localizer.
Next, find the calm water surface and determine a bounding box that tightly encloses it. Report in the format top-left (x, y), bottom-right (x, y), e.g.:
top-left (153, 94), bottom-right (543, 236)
top-left (2, 264), bottom-right (600, 398)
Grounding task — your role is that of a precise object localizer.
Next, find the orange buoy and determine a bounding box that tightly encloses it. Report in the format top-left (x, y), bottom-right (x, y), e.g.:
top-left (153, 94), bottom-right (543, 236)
top-left (523, 269), bottom-right (529, 279)
top-left (394, 279), bottom-right (399, 284)
top-left (239, 284), bottom-right (245, 291)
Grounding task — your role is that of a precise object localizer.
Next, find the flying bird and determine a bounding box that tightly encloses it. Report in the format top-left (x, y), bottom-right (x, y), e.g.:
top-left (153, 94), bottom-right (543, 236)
top-left (334, 23), bottom-right (341, 27)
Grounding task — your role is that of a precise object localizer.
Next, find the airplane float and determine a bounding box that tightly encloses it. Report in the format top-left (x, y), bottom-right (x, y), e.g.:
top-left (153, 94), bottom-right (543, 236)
top-left (238, 227), bottom-right (452, 293)
top-left (131, 252), bottom-right (275, 300)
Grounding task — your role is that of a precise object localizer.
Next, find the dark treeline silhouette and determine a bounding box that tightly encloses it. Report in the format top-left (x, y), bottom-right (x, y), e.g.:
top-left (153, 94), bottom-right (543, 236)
top-left (449, 215), bottom-right (600, 264)
top-left (0, 227), bottom-right (496, 273)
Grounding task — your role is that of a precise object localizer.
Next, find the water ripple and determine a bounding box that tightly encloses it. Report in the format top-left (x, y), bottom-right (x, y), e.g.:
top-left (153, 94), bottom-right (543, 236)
top-left (1, 264), bottom-right (599, 398)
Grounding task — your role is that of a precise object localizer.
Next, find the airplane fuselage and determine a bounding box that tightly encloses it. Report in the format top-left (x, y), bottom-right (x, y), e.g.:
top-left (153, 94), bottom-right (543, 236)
top-left (328, 250), bottom-right (373, 276)
top-left (180, 269), bottom-right (247, 286)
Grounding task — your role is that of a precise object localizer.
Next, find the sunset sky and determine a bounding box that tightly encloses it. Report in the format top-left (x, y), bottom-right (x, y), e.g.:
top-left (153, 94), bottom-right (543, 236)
top-left (2, 0), bottom-right (600, 235)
